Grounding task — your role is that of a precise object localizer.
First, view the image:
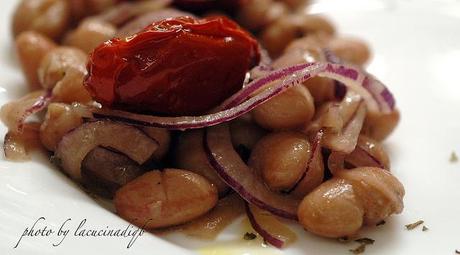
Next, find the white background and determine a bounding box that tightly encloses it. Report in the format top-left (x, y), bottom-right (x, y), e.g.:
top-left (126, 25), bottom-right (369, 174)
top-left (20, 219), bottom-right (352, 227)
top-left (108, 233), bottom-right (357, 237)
top-left (0, 0), bottom-right (459, 254)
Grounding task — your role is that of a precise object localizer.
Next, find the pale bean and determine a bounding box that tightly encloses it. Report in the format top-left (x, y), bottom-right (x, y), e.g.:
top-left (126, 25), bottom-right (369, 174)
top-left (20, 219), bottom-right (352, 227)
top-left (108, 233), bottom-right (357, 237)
top-left (362, 109), bottom-right (400, 141)
top-left (230, 117), bottom-right (267, 151)
top-left (63, 19), bottom-right (116, 53)
top-left (298, 167), bottom-right (404, 237)
top-left (327, 37), bottom-right (371, 66)
top-left (284, 34), bottom-right (331, 53)
top-left (15, 31), bottom-right (56, 90)
top-left (12, 0), bottom-right (71, 40)
top-left (38, 47), bottom-right (92, 104)
top-left (237, 0), bottom-right (288, 31)
top-left (251, 85), bottom-right (315, 130)
top-left (273, 42), bottom-right (336, 103)
top-left (249, 131), bottom-right (311, 192)
top-left (282, 0), bottom-right (310, 9)
top-left (39, 103), bottom-right (84, 151)
top-left (261, 14), bottom-right (335, 56)
top-left (114, 169), bottom-right (218, 229)
top-left (174, 130), bottom-right (229, 195)
top-left (335, 167), bottom-right (405, 225)
top-left (68, 0), bottom-right (118, 21)
top-left (298, 178), bottom-right (364, 238)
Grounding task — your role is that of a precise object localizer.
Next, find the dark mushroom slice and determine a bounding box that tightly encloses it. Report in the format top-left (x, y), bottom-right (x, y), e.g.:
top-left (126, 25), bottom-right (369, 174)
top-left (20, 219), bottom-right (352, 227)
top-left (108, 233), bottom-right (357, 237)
top-left (55, 120), bottom-right (158, 181)
top-left (141, 126), bottom-right (171, 161)
top-left (81, 146), bottom-right (145, 198)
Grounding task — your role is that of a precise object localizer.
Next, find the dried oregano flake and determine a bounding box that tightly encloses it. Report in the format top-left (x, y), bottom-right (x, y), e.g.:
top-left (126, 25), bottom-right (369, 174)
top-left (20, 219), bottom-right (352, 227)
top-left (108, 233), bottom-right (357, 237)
top-left (348, 237), bottom-right (375, 254)
top-left (355, 238), bottom-right (375, 245)
top-left (349, 244), bottom-right (366, 254)
top-left (405, 220), bottom-right (424, 230)
top-left (450, 151), bottom-right (458, 163)
top-left (243, 232), bottom-right (257, 240)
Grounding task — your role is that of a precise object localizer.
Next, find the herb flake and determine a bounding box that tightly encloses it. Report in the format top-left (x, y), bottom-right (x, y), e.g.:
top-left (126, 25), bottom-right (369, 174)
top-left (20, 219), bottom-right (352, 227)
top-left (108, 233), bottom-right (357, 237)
top-left (405, 220), bottom-right (424, 230)
top-left (422, 226), bottom-right (429, 232)
top-left (348, 237), bottom-right (375, 254)
top-left (243, 232), bottom-right (257, 240)
top-left (450, 151), bottom-right (458, 163)
top-left (349, 244), bottom-right (366, 254)
top-left (355, 238), bottom-right (375, 245)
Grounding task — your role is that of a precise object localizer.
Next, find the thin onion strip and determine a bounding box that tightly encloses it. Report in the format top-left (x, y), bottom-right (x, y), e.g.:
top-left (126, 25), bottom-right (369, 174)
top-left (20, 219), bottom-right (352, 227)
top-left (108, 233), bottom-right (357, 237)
top-left (92, 62), bottom-right (395, 130)
top-left (204, 124), bottom-right (299, 220)
top-left (286, 130), bottom-right (324, 193)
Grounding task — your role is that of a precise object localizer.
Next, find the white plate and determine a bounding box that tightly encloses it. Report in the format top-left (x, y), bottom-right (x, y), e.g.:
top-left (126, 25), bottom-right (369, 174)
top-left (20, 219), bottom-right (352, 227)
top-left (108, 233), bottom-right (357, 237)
top-left (1, 0), bottom-right (460, 254)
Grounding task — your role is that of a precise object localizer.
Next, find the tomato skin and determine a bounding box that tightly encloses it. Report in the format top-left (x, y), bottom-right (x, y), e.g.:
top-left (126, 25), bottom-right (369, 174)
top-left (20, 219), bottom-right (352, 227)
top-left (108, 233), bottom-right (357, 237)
top-left (84, 16), bottom-right (260, 116)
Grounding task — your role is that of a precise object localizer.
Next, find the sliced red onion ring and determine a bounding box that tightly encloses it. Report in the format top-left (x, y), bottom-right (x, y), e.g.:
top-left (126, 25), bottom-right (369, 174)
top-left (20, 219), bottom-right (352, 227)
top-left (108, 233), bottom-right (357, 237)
top-left (305, 90), bottom-right (362, 136)
top-left (328, 135), bottom-right (389, 175)
top-left (0, 90), bottom-right (52, 133)
top-left (323, 48), bottom-right (347, 101)
top-left (3, 123), bottom-right (41, 161)
top-left (248, 45), bottom-right (274, 81)
top-left (347, 146), bottom-right (385, 169)
top-left (323, 48), bottom-right (342, 64)
top-left (323, 101), bottom-right (367, 154)
top-left (93, 63), bottom-right (324, 130)
top-left (204, 124), bottom-right (300, 220)
top-left (93, 62), bottom-right (394, 130)
top-left (246, 203), bottom-right (296, 248)
top-left (55, 120), bottom-right (158, 181)
top-left (319, 63), bottom-right (394, 113)
top-left (286, 130), bottom-right (324, 194)
top-left (220, 62), bottom-right (321, 109)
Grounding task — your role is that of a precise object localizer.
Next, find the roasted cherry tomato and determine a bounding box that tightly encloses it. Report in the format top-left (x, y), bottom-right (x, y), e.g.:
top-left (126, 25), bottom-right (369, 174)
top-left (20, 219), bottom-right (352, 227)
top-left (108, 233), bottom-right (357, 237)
top-left (84, 16), bottom-right (260, 116)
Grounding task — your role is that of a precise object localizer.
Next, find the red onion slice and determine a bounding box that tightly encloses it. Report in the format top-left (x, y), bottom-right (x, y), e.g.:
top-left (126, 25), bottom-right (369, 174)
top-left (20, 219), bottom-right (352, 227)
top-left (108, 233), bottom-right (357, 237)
top-left (286, 130), bottom-right (324, 194)
top-left (323, 101), bottom-right (367, 154)
top-left (246, 203), bottom-right (296, 248)
top-left (318, 64), bottom-right (394, 113)
top-left (328, 135), bottom-right (390, 174)
top-left (92, 63), bottom-right (324, 130)
top-left (204, 124), bottom-right (300, 220)
top-left (307, 91), bottom-right (362, 134)
top-left (55, 120), bottom-right (158, 181)
top-left (220, 62), bottom-right (321, 109)
top-left (346, 146), bottom-right (385, 168)
top-left (3, 123), bottom-right (42, 161)
top-left (93, 62), bottom-right (394, 130)
top-left (0, 90), bottom-right (52, 133)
